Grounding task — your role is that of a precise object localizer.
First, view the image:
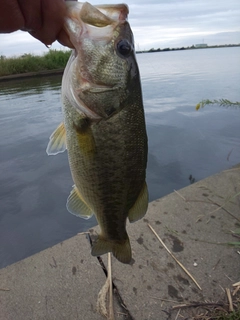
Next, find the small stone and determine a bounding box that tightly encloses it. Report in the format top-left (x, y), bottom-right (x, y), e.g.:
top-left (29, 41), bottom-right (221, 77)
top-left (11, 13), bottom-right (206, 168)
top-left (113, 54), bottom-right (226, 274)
top-left (193, 262), bottom-right (198, 267)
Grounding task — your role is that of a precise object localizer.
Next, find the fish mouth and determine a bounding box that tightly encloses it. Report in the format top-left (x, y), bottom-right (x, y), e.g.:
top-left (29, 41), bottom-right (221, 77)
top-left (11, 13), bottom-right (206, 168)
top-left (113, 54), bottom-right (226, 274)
top-left (62, 2), bottom-right (129, 120)
top-left (64, 2), bottom-right (129, 46)
top-left (65, 2), bottom-right (129, 26)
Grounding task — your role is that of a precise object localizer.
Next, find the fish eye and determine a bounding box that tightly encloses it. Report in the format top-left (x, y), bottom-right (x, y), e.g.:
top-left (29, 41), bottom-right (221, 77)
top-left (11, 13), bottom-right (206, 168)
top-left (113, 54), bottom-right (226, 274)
top-left (117, 39), bottom-right (132, 57)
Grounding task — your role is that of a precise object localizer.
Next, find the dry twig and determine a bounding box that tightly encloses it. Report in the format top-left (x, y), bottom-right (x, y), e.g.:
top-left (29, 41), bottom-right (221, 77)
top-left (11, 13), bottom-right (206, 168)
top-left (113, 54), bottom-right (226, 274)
top-left (108, 254), bottom-right (114, 320)
top-left (148, 224), bottom-right (202, 290)
top-left (174, 309), bottom-right (181, 320)
top-left (232, 281), bottom-right (240, 296)
top-left (87, 233), bottom-right (135, 320)
top-left (174, 189), bottom-right (240, 223)
top-left (207, 198), bottom-right (240, 223)
top-left (233, 286), bottom-right (240, 296)
top-left (97, 253), bottom-right (115, 320)
top-left (77, 231), bottom-right (90, 236)
top-left (233, 281), bottom-right (240, 287)
top-left (225, 288), bottom-right (233, 312)
top-left (208, 191), bottom-right (240, 214)
top-left (174, 189), bottom-right (186, 201)
top-left (150, 297), bottom-right (180, 304)
top-left (172, 302), bottom-right (224, 310)
top-left (0, 288), bottom-right (10, 291)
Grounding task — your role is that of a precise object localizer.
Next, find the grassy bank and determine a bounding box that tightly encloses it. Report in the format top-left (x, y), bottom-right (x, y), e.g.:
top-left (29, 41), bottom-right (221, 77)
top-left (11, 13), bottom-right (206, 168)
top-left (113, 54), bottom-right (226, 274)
top-left (0, 50), bottom-right (71, 77)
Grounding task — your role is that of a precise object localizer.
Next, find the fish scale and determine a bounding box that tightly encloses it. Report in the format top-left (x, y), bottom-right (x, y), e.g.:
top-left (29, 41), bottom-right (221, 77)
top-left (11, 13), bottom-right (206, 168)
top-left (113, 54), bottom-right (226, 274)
top-left (47, 2), bottom-right (148, 264)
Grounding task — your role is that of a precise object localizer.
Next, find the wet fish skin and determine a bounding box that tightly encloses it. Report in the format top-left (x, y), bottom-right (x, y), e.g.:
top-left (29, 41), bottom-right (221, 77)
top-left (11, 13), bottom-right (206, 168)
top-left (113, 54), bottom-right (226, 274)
top-left (47, 2), bottom-right (148, 264)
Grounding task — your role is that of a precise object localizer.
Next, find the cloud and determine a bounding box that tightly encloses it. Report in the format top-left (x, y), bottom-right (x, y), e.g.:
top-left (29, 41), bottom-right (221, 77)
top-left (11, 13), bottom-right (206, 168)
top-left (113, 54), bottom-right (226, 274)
top-left (0, 0), bottom-right (239, 57)
top-left (129, 0), bottom-right (240, 49)
top-left (0, 31), bottom-right (67, 57)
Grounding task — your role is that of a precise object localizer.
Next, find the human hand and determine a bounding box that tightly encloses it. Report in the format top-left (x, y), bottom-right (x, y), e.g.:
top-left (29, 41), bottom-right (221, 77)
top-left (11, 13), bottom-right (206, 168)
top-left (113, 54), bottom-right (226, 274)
top-left (0, 0), bottom-right (76, 48)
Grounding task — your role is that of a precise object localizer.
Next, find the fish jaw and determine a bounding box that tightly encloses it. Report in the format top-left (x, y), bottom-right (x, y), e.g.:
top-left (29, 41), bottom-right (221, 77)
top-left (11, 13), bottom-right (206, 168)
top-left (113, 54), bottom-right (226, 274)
top-left (62, 2), bottom-right (134, 120)
top-left (61, 50), bottom-right (102, 120)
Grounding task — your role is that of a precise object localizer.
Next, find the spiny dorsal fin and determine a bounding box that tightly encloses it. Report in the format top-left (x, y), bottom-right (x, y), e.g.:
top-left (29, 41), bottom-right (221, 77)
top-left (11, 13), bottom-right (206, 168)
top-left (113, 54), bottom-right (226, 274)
top-left (66, 185), bottom-right (93, 219)
top-left (128, 182), bottom-right (148, 223)
top-left (46, 122), bottom-right (66, 155)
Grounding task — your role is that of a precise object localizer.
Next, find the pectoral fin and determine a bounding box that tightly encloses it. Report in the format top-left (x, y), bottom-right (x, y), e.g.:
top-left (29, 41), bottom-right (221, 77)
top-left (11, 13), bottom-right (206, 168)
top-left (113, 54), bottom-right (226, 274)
top-left (66, 186), bottom-right (93, 220)
top-left (128, 182), bottom-right (148, 223)
top-left (46, 122), bottom-right (66, 155)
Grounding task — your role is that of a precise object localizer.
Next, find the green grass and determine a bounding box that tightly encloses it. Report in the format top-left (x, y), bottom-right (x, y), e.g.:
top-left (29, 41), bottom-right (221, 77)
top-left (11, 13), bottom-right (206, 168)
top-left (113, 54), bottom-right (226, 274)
top-left (211, 308), bottom-right (240, 320)
top-left (187, 303), bottom-right (240, 320)
top-left (0, 50), bottom-right (71, 77)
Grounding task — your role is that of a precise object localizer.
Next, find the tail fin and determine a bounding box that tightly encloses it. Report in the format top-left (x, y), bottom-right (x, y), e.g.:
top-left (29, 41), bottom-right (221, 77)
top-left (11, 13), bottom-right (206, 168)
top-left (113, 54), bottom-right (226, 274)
top-left (91, 236), bottom-right (132, 264)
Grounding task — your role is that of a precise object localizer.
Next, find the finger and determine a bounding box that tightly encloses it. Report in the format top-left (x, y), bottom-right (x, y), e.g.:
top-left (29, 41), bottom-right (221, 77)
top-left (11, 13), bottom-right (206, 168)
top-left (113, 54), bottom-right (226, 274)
top-left (29, 0), bottom-right (66, 45)
top-left (17, 0), bottom-right (42, 32)
top-left (57, 0), bottom-right (78, 48)
top-left (57, 29), bottom-right (74, 48)
top-left (0, 0), bottom-right (24, 32)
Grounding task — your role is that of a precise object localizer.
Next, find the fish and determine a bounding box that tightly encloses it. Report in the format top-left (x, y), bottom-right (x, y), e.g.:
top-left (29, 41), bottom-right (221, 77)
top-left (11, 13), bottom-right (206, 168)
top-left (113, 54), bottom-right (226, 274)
top-left (46, 1), bottom-right (148, 264)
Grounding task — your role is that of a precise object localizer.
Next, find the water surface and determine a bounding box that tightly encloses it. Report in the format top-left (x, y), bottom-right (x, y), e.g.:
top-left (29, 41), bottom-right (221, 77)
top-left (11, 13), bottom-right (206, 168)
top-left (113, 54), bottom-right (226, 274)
top-left (0, 47), bottom-right (239, 268)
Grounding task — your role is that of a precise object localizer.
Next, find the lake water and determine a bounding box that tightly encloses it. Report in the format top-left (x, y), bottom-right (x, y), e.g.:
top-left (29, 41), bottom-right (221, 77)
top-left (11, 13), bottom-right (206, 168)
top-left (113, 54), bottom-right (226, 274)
top-left (0, 47), bottom-right (240, 269)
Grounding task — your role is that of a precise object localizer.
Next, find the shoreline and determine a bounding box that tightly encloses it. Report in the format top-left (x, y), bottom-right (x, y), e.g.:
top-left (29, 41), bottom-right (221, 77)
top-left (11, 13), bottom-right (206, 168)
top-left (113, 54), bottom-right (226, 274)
top-left (0, 68), bottom-right (64, 82)
top-left (1, 45), bottom-right (239, 82)
top-left (136, 43), bottom-right (240, 54)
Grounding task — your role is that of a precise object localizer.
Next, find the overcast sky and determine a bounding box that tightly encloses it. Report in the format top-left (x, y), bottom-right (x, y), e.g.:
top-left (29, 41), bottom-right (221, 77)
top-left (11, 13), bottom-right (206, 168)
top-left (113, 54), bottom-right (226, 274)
top-left (0, 0), bottom-right (240, 57)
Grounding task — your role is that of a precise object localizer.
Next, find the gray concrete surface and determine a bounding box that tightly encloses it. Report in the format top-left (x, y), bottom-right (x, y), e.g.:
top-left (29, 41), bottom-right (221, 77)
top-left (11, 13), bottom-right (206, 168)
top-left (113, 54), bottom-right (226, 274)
top-left (0, 166), bottom-right (240, 320)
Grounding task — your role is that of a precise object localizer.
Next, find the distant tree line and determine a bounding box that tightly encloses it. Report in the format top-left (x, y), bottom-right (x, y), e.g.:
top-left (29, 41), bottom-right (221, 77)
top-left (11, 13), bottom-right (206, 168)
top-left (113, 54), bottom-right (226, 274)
top-left (136, 43), bottom-right (240, 54)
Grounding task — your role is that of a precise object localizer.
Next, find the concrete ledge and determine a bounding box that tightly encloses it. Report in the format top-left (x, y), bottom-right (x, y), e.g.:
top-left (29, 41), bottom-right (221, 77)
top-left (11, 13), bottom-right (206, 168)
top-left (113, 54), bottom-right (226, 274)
top-left (0, 166), bottom-right (240, 319)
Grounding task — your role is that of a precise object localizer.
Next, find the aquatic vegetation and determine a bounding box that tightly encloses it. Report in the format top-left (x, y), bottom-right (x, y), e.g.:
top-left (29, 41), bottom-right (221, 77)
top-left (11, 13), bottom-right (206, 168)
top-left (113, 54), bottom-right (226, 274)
top-left (196, 99), bottom-right (240, 110)
top-left (0, 50), bottom-right (71, 77)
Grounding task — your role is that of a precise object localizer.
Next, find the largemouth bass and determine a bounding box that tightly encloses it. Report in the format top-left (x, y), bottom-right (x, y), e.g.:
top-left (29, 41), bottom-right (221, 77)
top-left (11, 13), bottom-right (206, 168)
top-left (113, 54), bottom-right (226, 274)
top-left (47, 1), bottom-right (148, 264)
